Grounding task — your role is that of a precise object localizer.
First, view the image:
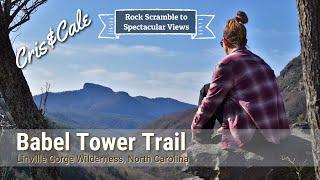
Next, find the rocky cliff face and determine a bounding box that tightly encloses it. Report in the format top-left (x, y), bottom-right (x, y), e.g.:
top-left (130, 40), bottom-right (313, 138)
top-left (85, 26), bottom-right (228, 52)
top-left (277, 55), bottom-right (307, 123)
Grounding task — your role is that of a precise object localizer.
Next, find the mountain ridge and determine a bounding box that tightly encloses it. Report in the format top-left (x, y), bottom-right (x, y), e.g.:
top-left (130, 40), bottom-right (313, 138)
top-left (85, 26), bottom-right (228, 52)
top-left (33, 83), bottom-right (196, 129)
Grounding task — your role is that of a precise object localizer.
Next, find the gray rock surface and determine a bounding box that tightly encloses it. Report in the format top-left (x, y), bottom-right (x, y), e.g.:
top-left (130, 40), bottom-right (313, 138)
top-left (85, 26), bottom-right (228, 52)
top-left (184, 131), bottom-right (315, 180)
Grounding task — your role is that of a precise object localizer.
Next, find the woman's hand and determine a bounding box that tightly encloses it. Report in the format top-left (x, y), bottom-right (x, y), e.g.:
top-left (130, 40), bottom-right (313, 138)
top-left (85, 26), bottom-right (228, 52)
top-left (217, 127), bottom-right (223, 133)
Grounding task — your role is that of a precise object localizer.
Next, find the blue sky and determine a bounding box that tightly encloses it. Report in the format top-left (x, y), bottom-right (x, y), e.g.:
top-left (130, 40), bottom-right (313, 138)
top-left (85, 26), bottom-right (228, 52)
top-left (11, 0), bottom-right (300, 104)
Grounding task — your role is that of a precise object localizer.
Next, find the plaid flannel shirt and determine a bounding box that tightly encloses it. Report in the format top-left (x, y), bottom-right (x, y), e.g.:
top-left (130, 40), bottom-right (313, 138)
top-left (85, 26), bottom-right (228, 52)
top-left (191, 48), bottom-right (290, 149)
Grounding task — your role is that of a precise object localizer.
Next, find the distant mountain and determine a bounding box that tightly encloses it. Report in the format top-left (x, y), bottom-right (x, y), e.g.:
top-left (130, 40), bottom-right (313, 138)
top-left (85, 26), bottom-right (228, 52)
top-left (144, 108), bottom-right (197, 129)
top-left (33, 83), bottom-right (196, 128)
top-left (147, 55), bottom-right (306, 129)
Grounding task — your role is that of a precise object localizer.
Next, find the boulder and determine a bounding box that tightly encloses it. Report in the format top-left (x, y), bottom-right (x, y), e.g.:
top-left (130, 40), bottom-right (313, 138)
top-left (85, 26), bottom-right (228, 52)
top-left (184, 130), bottom-right (315, 179)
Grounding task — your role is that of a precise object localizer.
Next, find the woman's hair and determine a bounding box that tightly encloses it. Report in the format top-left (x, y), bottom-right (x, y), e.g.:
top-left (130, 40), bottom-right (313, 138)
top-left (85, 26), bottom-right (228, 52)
top-left (223, 11), bottom-right (248, 48)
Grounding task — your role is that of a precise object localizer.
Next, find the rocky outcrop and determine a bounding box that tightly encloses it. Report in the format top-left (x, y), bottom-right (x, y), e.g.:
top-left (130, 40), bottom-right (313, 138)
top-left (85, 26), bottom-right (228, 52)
top-left (184, 131), bottom-right (315, 180)
top-left (277, 55), bottom-right (307, 123)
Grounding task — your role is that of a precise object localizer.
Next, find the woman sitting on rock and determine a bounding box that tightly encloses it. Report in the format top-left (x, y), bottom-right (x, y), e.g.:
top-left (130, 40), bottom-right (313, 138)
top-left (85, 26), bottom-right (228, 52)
top-left (191, 11), bottom-right (290, 149)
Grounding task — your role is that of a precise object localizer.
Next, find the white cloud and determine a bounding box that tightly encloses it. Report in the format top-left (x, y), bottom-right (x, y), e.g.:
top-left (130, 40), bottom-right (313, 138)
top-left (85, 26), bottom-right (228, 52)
top-left (80, 68), bottom-right (136, 81)
top-left (125, 70), bottom-right (212, 103)
top-left (38, 68), bottom-right (54, 77)
top-left (88, 44), bottom-right (177, 57)
top-left (147, 71), bottom-right (210, 86)
top-left (203, 47), bottom-right (225, 59)
top-left (43, 43), bottom-right (177, 57)
top-left (251, 47), bottom-right (299, 75)
top-left (251, 27), bottom-right (299, 37)
top-left (12, 40), bottom-right (177, 57)
top-left (23, 67), bottom-right (54, 78)
top-left (80, 69), bottom-right (107, 77)
top-left (11, 41), bottom-right (32, 53)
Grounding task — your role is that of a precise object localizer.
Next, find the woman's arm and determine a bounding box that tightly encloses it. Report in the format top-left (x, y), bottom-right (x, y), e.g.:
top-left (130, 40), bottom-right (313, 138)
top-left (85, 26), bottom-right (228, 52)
top-left (192, 62), bottom-right (233, 129)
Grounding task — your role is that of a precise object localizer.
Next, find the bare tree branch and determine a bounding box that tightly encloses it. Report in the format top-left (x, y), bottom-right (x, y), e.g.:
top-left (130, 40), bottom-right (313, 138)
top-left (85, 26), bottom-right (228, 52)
top-left (38, 82), bottom-right (50, 115)
top-left (11, 0), bottom-right (22, 7)
top-left (8, 0), bottom-right (47, 32)
top-left (10, 0), bottom-right (30, 21)
top-left (8, 13), bottom-right (29, 31)
top-left (23, 0), bottom-right (47, 15)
